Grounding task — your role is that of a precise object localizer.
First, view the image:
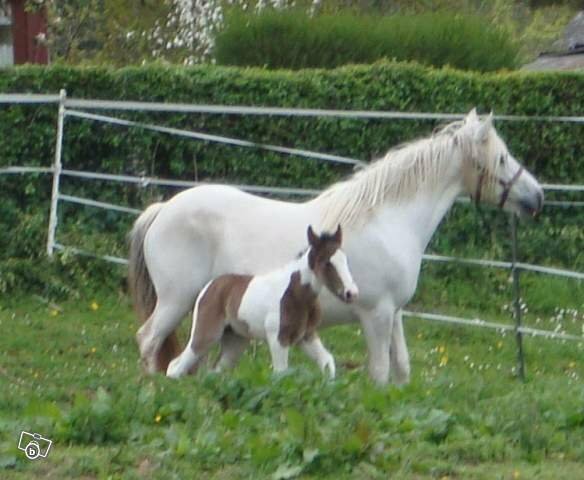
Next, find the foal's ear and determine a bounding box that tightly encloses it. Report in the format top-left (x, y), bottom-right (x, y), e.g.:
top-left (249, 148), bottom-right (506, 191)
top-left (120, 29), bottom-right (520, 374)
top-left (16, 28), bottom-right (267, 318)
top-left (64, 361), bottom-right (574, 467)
top-left (333, 224), bottom-right (343, 244)
top-left (307, 225), bottom-right (319, 247)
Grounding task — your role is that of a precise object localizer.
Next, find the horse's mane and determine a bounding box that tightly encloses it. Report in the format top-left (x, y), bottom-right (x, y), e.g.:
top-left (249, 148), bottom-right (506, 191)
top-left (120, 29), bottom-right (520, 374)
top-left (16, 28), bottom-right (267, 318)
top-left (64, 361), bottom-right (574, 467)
top-left (316, 120), bottom-right (483, 230)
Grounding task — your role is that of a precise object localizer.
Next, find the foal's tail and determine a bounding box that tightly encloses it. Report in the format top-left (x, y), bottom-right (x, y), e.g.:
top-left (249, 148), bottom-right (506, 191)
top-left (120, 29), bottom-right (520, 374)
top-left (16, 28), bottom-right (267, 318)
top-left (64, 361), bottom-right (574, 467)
top-left (128, 202), bottom-right (164, 324)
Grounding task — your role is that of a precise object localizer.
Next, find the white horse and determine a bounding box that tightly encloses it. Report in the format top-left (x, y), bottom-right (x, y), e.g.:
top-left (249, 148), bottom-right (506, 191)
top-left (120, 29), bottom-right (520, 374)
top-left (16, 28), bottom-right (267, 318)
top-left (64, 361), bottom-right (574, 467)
top-left (166, 225), bottom-right (358, 379)
top-left (129, 109), bottom-right (543, 385)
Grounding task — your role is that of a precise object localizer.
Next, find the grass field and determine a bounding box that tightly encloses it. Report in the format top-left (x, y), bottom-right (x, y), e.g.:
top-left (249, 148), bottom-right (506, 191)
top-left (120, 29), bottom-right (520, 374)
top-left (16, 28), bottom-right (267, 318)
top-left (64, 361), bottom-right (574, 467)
top-left (1, 271), bottom-right (583, 479)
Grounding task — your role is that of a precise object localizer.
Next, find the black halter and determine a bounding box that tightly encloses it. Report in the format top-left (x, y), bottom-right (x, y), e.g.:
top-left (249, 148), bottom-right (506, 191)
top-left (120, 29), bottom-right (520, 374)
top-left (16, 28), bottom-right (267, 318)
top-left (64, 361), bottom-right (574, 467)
top-left (498, 166), bottom-right (524, 210)
top-left (473, 165), bottom-right (524, 209)
top-left (473, 167), bottom-right (487, 207)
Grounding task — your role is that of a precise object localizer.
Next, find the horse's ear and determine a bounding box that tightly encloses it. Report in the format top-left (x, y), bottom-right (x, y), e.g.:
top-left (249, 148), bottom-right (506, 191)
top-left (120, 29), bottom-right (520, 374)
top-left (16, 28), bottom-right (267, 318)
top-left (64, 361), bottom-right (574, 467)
top-left (333, 224), bottom-right (342, 244)
top-left (465, 108), bottom-right (479, 124)
top-left (475, 112), bottom-right (493, 143)
top-left (307, 225), bottom-right (319, 247)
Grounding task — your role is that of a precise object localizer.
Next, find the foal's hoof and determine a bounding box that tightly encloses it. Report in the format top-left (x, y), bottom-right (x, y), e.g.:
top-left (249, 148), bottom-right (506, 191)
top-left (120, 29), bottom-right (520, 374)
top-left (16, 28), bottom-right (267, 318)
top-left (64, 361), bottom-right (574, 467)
top-left (166, 360), bottom-right (183, 379)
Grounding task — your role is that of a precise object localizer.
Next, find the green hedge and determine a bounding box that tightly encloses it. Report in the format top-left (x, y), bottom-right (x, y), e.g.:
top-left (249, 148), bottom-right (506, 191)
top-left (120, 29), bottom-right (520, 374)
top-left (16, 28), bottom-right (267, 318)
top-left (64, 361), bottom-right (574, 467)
top-left (215, 10), bottom-right (519, 72)
top-left (1, 62), bottom-right (583, 295)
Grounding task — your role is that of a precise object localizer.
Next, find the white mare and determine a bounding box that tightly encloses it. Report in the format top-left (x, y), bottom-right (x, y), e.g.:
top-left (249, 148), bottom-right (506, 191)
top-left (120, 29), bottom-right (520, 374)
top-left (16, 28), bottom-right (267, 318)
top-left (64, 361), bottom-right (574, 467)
top-left (129, 109), bottom-right (544, 385)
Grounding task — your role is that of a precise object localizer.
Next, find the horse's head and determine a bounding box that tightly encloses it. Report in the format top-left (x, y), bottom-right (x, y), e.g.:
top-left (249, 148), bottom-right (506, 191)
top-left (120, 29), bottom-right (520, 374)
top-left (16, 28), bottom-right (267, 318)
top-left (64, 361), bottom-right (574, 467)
top-left (460, 108), bottom-right (544, 218)
top-left (307, 225), bottom-right (358, 303)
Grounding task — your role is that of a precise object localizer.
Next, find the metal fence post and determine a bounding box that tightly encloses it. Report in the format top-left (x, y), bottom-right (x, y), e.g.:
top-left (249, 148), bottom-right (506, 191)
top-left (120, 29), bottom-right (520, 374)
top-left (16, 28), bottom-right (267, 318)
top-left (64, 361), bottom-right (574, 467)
top-left (510, 213), bottom-right (526, 380)
top-left (47, 89), bottom-right (66, 256)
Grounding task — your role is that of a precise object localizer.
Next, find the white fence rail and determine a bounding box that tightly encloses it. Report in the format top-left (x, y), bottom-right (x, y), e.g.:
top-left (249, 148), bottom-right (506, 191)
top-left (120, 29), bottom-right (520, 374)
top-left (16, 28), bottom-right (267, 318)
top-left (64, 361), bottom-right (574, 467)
top-left (2, 92), bottom-right (584, 124)
top-left (1, 91), bottom-right (583, 375)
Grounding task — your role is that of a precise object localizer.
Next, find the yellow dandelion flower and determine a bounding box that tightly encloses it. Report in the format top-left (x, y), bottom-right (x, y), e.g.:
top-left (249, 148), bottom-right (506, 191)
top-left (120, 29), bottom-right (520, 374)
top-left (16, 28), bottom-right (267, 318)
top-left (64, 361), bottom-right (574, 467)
top-left (49, 309), bottom-right (59, 317)
top-left (439, 355), bottom-right (448, 367)
top-left (90, 301), bottom-right (99, 311)
top-left (33, 372), bottom-right (39, 379)
top-left (497, 340), bottom-right (503, 349)
top-left (438, 345), bottom-right (446, 354)
top-left (416, 333), bottom-right (423, 339)
top-left (155, 414), bottom-right (162, 423)
top-left (513, 469), bottom-right (520, 479)
top-left (568, 361), bottom-right (576, 369)
top-left (90, 347), bottom-right (97, 353)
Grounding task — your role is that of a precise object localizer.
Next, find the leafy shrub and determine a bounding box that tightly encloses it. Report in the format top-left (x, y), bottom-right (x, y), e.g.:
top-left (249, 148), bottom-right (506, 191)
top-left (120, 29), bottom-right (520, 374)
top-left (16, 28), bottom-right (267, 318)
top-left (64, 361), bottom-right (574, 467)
top-left (0, 63), bottom-right (583, 296)
top-left (215, 10), bottom-right (519, 72)
top-left (56, 388), bottom-right (127, 444)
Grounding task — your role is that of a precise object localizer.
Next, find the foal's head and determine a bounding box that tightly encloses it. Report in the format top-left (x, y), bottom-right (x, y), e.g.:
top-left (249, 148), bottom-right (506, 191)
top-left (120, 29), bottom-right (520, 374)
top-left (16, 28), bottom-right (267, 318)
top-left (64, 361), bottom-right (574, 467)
top-left (307, 225), bottom-right (359, 303)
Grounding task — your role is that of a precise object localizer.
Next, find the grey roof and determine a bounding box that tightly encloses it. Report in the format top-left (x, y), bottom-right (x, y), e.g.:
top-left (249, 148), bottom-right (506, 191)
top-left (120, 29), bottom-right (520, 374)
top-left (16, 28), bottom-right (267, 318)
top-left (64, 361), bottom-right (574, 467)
top-left (523, 49), bottom-right (584, 72)
top-left (523, 11), bottom-right (584, 71)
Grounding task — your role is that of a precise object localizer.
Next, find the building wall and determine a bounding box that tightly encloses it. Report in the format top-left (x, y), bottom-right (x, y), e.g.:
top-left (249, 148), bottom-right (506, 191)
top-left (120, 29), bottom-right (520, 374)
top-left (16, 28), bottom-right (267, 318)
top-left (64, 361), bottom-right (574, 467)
top-left (0, 0), bottom-right (49, 66)
top-left (0, 1), bottom-right (13, 66)
top-left (11, 0), bottom-right (48, 64)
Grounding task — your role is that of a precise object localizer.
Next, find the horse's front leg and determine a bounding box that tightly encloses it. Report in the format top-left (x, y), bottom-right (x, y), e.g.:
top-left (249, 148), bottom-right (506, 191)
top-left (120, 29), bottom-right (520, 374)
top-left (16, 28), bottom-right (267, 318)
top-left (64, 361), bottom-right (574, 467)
top-left (358, 300), bottom-right (395, 386)
top-left (390, 309), bottom-right (410, 385)
top-left (300, 334), bottom-right (335, 378)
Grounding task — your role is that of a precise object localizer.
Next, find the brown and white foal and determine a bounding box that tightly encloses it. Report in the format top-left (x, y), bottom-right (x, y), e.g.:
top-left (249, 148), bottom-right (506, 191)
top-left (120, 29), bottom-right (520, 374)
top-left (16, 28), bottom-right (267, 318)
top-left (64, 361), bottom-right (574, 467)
top-left (167, 225), bottom-right (358, 379)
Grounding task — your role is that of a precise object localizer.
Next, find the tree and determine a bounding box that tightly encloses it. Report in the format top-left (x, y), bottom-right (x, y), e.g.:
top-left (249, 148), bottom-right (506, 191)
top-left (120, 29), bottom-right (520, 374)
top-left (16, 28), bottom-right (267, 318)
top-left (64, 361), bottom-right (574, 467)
top-left (35, 0), bottom-right (170, 65)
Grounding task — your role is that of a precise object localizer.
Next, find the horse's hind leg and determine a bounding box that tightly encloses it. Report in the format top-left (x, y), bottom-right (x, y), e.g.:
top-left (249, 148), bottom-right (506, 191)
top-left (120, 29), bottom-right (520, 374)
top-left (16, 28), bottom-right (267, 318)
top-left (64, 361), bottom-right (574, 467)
top-left (213, 329), bottom-right (249, 372)
top-left (139, 224), bottom-right (214, 373)
top-left (137, 298), bottom-right (193, 374)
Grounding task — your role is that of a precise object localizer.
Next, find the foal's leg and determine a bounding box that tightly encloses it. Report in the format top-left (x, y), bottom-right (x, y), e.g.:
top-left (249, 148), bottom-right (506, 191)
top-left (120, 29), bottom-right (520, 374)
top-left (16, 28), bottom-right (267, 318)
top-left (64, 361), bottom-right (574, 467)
top-left (167, 294), bottom-right (225, 379)
top-left (166, 343), bottom-right (202, 379)
top-left (167, 324), bottom-right (222, 378)
top-left (213, 329), bottom-right (250, 372)
top-left (300, 334), bottom-right (336, 378)
top-left (265, 313), bottom-right (290, 373)
top-left (266, 337), bottom-right (290, 373)
top-left (359, 300), bottom-right (395, 386)
top-left (390, 309), bottom-right (411, 385)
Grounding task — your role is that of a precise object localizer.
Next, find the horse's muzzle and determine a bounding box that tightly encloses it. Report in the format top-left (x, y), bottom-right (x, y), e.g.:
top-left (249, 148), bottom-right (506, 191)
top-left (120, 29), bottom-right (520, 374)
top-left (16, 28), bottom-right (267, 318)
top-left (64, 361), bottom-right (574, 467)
top-left (519, 189), bottom-right (544, 218)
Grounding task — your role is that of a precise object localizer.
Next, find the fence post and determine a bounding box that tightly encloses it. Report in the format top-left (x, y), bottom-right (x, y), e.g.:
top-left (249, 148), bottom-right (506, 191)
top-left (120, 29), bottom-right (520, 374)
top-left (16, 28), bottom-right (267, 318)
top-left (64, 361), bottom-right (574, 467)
top-left (47, 89), bottom-right (66, 256)
top-left (510, 213), bottom-right (526, 380)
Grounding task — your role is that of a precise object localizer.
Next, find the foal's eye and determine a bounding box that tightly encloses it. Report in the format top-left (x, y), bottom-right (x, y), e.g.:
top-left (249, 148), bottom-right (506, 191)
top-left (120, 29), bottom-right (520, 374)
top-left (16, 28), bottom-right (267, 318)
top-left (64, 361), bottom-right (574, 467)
top-left (499, 154), bottom-right (506, 166)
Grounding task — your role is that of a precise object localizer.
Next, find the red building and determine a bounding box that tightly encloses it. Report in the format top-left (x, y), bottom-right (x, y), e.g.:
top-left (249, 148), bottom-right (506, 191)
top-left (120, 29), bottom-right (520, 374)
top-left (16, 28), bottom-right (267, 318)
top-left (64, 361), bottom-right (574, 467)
top-left (0, 0), bottom-right (48, 66)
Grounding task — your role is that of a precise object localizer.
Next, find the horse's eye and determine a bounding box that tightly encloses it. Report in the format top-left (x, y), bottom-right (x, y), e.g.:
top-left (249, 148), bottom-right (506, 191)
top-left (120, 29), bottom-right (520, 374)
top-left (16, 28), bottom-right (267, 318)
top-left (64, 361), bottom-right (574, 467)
top-left (499, 154), bottom-right (506, 165)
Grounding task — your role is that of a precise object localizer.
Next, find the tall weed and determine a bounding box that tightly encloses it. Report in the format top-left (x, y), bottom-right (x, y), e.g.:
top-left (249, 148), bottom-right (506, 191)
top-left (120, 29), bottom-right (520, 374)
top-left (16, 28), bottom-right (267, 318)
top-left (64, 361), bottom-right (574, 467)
top-left (215, 10), bottom-right (519, 71)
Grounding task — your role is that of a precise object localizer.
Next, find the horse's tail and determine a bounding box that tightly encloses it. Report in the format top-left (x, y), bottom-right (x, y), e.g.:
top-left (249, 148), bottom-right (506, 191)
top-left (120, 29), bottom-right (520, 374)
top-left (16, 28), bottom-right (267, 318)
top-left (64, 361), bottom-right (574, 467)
top-left (128, 202), bottom-right (164, 324)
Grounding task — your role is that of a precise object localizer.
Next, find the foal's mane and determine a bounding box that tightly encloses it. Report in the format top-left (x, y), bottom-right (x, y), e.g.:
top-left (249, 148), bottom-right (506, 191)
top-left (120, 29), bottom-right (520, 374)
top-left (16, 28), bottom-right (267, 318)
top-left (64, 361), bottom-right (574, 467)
top-left (316, 120), bottom-right (478, 230)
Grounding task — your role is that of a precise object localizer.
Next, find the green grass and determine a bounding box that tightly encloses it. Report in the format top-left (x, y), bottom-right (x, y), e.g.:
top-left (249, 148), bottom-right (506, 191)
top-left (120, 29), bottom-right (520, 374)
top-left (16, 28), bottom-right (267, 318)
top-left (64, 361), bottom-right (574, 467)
top-left (1, 272), bottom-right (583, 478)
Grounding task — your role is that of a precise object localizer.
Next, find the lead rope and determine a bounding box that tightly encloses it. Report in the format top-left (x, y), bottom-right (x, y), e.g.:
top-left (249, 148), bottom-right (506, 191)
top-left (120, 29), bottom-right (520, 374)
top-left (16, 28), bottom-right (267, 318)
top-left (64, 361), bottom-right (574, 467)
top-left (472, 167), bottom-right (491, 235)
